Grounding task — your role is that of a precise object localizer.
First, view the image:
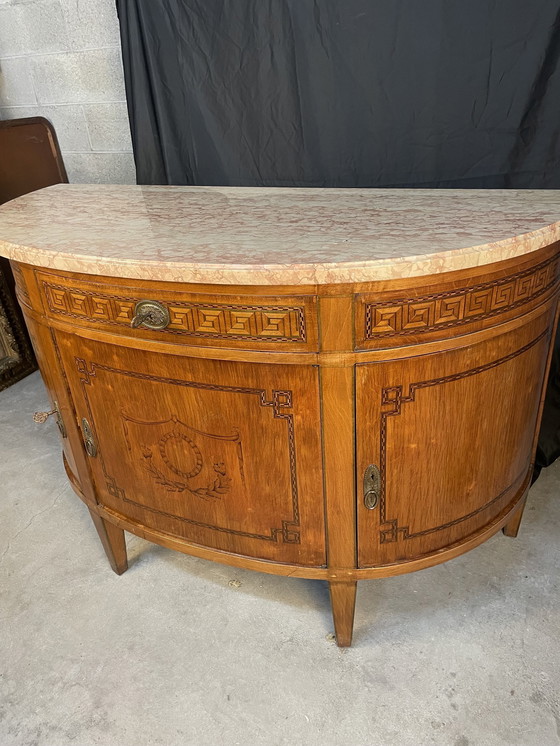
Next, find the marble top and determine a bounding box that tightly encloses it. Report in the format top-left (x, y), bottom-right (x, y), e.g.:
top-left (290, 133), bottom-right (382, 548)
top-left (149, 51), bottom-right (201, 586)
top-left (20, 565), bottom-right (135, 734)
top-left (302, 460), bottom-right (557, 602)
top-left (0, 184), bottom-right (559, 285)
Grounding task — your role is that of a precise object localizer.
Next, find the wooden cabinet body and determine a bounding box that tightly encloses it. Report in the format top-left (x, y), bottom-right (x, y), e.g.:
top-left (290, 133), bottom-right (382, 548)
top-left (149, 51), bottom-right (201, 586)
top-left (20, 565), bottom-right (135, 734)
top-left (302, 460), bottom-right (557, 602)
top-left (11, 238), bottom-right (560, 645)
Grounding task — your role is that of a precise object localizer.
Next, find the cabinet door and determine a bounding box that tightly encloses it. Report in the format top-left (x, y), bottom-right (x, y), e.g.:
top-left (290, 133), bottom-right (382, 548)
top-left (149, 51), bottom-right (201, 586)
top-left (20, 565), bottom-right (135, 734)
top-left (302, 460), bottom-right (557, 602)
top-left (54, 332), bottom-right (325, 566)
top-left (356, 310), bottom-right (554, 567)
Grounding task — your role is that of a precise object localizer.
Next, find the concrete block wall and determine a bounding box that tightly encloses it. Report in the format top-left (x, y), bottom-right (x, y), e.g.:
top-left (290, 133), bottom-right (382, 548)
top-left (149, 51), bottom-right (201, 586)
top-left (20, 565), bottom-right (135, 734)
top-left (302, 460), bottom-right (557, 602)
top-left (0, 0), bottom-right (136, 184)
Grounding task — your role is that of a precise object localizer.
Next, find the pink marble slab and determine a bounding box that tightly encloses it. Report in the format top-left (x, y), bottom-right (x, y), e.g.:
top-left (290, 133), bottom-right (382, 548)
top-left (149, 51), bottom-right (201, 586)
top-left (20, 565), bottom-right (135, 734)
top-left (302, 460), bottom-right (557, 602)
top-left (0, 184), bottom-right (559, 285)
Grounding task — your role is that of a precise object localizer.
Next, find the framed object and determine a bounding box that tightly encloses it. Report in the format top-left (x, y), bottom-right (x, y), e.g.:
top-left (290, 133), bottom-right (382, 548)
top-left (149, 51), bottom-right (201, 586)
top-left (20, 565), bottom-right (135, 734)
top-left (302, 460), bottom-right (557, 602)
top-left (0, 268), bottom-right (35, 391)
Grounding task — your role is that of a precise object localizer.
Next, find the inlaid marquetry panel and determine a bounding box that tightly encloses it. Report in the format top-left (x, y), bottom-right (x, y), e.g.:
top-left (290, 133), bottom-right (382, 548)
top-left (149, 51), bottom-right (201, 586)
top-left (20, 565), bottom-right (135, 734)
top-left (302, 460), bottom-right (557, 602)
top-left (357, 252), bottom-right (560, 348)
top-left (357, 306), bottom-right (554, 568)
top-left (375, 332), bottom-right (546, 545)
top-left (53, 330), bottom-right (326, 566)
top-left (36, 272), bottom-right (318, 351)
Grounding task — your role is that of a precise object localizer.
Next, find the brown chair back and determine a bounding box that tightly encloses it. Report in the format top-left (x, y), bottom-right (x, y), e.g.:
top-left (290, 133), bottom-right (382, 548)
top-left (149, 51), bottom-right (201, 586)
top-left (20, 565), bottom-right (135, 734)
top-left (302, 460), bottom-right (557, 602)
top-left (0, 116), bottom-right (68, 390)
top-left (0, 116), bottom-right (67, 203)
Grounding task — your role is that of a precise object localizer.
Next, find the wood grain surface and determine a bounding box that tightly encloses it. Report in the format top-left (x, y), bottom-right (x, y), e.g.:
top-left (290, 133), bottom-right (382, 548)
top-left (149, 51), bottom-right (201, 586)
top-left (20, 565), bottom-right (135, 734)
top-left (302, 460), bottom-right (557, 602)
top-left (12, 238), bottom-right (560, 646)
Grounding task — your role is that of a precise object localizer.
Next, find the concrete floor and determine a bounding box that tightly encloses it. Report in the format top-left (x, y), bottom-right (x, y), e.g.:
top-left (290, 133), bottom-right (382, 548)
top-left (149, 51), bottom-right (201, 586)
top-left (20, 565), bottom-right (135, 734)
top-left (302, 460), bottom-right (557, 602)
top-left (1, 372), bottom-right (559, 746)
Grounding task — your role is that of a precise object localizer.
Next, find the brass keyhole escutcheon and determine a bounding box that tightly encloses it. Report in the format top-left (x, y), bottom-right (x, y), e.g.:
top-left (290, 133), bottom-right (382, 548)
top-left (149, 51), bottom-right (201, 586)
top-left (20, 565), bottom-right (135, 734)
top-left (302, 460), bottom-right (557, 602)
top-left (131, 300), bottom-right (170, 331)
top-left (364, 464), bottom-right (380, 510)
top-left (81, 418), bottom-right (97, 458)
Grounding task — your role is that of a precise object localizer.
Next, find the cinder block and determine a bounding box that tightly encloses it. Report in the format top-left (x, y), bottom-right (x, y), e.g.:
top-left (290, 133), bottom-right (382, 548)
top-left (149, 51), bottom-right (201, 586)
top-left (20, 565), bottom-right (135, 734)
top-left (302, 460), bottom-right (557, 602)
top-left (0, 57), bottom-right (37, 106)
top-left (21, 0), bottom-right (69, 54)
top-left (32, 47), bottom-right (126, 105)
top-left (0, 105), bottom-right (37, 121)
top-left (0, 1), bottom-right (68, 57)
top-left (43, 104), bottom-right (91, 151)
top-left (83, 101), bottom-right (132, 151)
top-left (59, 0), bottom-right (121, 50)
top-left (0, 104), bottom-right (90, 152)
top-left (0, 4), bottom-right (27, 58)
top-left (63, 151), bottom-right (136, 184)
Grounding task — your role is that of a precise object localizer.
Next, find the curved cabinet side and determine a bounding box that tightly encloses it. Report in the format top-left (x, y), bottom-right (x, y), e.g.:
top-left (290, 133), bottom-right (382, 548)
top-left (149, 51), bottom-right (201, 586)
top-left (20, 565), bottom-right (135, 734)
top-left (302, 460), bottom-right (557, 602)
top-left (18, 307), bottom-right (97, 508)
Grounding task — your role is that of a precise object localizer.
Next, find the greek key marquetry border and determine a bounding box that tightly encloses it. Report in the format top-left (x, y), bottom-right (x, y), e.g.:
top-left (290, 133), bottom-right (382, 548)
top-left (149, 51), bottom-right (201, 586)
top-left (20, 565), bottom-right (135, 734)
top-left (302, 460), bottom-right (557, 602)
top-left (42, 281), bottom-right (307, 343)
top-left (75, 358), bottom-right (301, 544)
top-left (364, 253), bottom-right (560, 339)
top-left (377, 329), bottom-right (549, 544)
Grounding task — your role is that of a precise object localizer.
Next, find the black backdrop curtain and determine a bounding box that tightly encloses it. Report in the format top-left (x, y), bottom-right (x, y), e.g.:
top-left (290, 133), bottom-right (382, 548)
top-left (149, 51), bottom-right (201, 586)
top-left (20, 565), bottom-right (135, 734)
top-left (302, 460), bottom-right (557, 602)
top-left (116, 0), bottom-right (560, 474)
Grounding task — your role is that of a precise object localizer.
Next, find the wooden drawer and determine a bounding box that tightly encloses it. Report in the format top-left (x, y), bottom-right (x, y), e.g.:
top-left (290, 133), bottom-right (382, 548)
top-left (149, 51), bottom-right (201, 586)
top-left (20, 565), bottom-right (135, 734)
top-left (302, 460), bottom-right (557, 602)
top-left (355, 248), bottom-right (560, 350)
top-left (29, 269), bottom-right (319, 352)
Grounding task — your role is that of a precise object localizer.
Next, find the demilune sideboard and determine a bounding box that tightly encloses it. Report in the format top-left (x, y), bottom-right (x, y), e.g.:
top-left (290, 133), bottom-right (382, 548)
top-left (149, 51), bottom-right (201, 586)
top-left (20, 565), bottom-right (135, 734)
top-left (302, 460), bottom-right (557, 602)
top-left (0, 185), bottom-right (559, 646)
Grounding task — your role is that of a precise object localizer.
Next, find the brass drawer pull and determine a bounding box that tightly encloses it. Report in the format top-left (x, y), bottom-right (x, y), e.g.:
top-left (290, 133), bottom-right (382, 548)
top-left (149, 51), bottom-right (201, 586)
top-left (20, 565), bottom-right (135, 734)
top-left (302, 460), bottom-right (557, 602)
top-left (131, 300), bottom-right (170, 331)
top-left (81, 418), bottom-right (97, 458)
top-left (33, 400), bottom-right (67, 438)
top-left (364, 464), bottom-right (380, 510)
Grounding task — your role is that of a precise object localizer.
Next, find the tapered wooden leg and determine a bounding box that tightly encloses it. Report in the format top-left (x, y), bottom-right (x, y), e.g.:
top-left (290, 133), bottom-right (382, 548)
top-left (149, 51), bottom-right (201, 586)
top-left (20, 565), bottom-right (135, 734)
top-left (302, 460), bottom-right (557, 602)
top-left (88, 509), bottom-right (128, 575)
top-left (329, 581), bottom-right (357, 647)
top-left (503, 497), bottom-right (528, 538)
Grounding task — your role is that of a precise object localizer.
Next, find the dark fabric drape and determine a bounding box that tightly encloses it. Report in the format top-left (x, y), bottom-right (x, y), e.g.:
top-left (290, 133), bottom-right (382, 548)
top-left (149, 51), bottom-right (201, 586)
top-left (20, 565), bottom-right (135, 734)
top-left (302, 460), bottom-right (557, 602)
top-left (116, 0), bottom-right (560, 474)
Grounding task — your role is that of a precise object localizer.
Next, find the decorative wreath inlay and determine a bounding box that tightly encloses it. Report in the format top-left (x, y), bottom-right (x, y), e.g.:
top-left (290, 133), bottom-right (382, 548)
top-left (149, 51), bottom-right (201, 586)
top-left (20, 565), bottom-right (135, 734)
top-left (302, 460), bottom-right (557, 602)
top-left (143, 453), bottom-right (231, 500)
top-left (158, 431), bottom-right (203, 479)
